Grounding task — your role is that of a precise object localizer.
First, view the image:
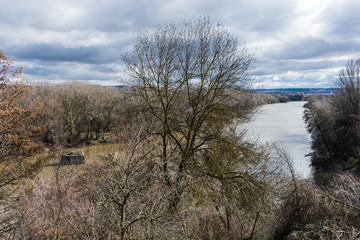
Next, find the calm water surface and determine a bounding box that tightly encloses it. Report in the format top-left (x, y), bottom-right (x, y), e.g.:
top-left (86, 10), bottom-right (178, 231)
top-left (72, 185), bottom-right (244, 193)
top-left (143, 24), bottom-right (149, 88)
top-left (243, 101), bottom-right (312, 178)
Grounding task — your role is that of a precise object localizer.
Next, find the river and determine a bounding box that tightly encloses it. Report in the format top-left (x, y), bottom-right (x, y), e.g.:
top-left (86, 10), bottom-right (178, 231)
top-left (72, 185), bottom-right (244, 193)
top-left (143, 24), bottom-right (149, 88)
top-left (242, 101), bottom-right (312, 178)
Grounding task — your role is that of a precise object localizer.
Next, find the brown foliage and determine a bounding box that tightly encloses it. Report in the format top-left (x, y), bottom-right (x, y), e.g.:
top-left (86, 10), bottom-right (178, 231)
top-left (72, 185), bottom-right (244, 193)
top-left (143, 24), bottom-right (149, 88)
top-left (0, 50), bottom-right (42, 160)
top-left (0, 50), bottom-right (44, 236)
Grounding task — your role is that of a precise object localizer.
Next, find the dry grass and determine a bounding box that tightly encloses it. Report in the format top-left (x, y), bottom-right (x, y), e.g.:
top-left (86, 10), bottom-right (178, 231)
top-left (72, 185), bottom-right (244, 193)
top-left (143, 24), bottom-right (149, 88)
top-left (32, 143), bottom-right (120, 178)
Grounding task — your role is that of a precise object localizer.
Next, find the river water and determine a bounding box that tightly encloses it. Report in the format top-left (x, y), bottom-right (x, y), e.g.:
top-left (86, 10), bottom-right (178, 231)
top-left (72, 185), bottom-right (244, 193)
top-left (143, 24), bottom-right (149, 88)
top-left (242, 101), bottom-right (312, 178)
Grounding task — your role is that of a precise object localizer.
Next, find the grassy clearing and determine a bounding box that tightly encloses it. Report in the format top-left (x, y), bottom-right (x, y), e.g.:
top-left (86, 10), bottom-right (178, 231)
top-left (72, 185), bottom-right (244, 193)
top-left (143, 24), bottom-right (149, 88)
top-left (35, 143), bottom-right (120, 177)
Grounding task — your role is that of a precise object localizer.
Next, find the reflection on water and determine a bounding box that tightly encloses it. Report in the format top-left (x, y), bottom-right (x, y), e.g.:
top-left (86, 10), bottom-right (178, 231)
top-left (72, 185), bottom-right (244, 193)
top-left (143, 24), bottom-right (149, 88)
top-left (242, 101), bottom-right (312, 178)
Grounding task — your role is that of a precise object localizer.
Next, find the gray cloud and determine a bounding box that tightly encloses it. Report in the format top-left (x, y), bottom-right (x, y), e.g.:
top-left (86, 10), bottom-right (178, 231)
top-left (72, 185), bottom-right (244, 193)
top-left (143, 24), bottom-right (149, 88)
top-left (20, 60), bottom-right (115, 84)
top-left (10, 44), bottom-right (100, 63)
top-left (8, 43), bottom-right (127, 66)
top-left (1, 0), bottom-right (359, 87)
top-left (254, 59), bottom-right (345, 76)
top-left (265, 38), bottom-right (360, 60)
top-left (320, 0), bottom-right (360, 39)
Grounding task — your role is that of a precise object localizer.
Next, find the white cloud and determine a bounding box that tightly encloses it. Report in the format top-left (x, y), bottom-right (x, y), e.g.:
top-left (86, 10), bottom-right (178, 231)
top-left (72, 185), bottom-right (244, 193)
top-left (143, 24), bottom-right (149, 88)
top-left (273, 76), bottom-right (281, 81)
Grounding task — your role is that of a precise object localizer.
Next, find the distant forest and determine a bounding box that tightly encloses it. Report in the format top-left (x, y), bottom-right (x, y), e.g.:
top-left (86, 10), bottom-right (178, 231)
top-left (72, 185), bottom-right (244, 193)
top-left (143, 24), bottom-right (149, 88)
top-left (254, 88), bottom-right (335, 95)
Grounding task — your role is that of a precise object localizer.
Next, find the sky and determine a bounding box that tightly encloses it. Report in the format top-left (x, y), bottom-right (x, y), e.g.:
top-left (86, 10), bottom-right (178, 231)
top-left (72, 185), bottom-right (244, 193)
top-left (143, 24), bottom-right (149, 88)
top-left (1, 0), bottom-right (360, 88)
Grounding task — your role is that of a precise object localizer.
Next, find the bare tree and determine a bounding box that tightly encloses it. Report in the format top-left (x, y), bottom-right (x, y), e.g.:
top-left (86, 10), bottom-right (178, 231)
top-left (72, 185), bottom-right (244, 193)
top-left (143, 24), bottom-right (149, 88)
top-left (331, 59), bottom-right (360, 117)
top-left (30, 82), bottom-right (127, 146)
top-left (121, 17), bottom-right (255, 210)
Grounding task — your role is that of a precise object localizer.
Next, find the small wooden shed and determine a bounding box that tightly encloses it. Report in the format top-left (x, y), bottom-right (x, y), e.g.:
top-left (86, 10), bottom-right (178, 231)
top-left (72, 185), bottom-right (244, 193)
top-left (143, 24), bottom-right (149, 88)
top-left (60, 150), bottom-right (85, 165)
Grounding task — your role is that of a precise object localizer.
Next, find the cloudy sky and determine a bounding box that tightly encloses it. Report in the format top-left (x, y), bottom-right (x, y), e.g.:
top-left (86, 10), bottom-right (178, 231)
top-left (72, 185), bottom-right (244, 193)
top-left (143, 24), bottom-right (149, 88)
top-left (1, 0), bottom-right (360, 88)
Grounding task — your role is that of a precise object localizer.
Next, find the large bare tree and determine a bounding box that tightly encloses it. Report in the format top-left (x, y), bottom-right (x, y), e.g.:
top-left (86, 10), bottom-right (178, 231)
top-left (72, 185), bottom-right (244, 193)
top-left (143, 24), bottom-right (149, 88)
top-left (122, 18), bottom-right (256, 209)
